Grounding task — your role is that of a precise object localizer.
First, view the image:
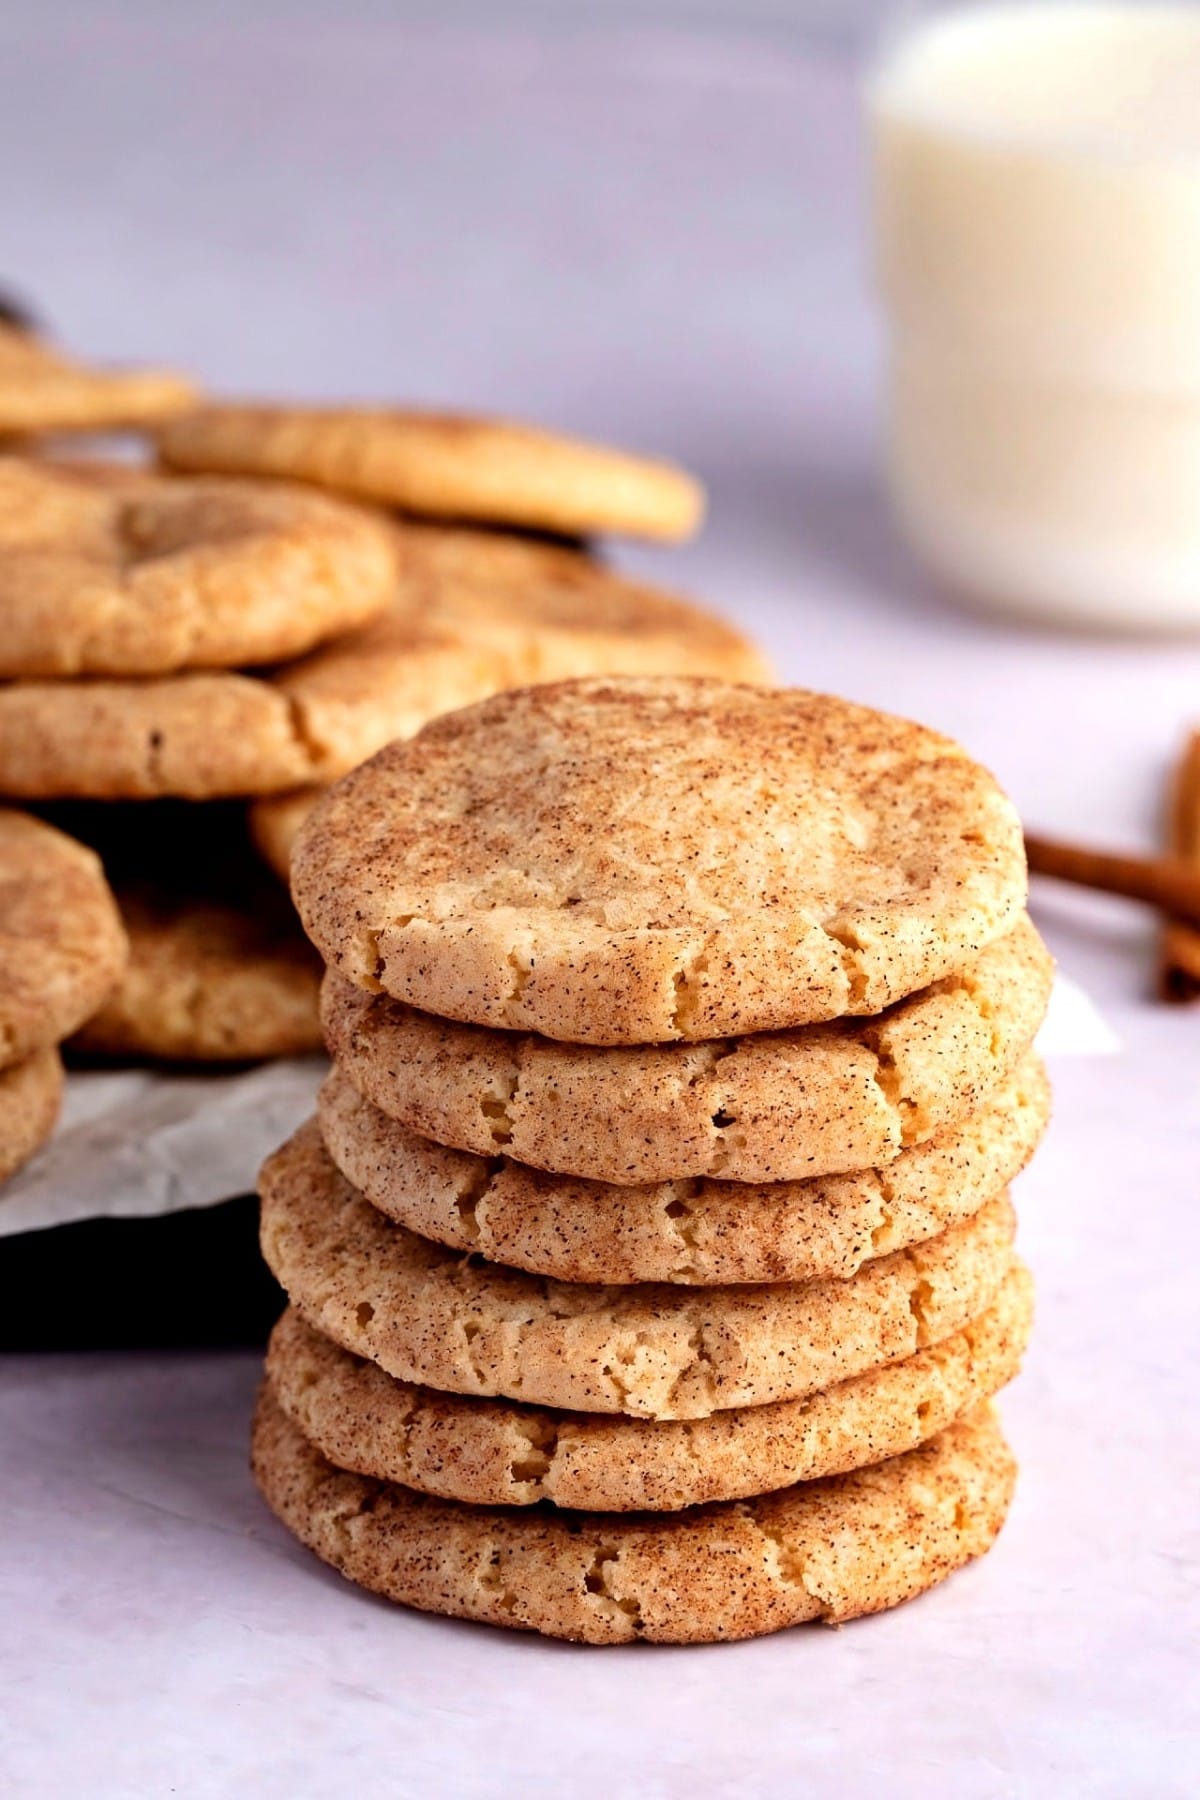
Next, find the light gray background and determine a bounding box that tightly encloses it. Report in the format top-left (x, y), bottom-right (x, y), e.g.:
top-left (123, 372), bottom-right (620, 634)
top-left (2, 6), bottom-right (1198, 1798)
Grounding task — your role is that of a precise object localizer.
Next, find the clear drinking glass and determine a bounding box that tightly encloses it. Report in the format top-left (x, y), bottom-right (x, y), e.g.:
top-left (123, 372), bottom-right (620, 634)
top-left (868, 2), bottom-right (1200, 630)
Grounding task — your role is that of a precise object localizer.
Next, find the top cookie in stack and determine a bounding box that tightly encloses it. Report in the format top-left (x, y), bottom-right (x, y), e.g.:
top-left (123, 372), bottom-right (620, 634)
top-left (291, 676), bottom-right (1028, 1043)
top-left (253, 675), bottom-right (1051, 1645)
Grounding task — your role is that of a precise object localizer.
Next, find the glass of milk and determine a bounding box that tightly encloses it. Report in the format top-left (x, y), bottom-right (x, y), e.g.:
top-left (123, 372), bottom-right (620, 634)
top-left (870, 3), bottom-right (1200, 630)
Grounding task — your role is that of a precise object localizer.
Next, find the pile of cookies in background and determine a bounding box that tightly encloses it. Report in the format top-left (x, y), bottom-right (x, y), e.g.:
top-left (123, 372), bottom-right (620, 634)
top-left (0, 312), bottom-right (766, 1191)
top-left (252, 676), bottom-right (1053, 1644)
top-left (0, 315), bottom-right (1054, 1646)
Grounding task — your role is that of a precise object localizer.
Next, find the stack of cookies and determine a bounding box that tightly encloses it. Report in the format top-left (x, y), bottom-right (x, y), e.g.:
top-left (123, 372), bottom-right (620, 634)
top-left (252, 675), bottom-right (1052, 1645)
top-left (0, 367), bottom-right (766, 1065)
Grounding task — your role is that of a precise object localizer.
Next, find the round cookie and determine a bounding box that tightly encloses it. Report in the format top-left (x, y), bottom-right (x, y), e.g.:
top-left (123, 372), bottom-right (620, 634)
top-left (0, 322), bottom-right (195, 433)
top-left (0, 457), bottom-right (396, 678)
top-left (0, 809), bottom-right (127, 1069)
top-left (317, 1054), bottom-right (1048, 1285)
top-left (158, 404), bottom-right (704, 542)
top-left (259, 1121), bottom-right (1016, 1421)
top-left (290, 677), bottom-right (1028, 1045)
top-left (0, 561), bottom-right (765, 803)
top-left (251, 1391), bottom-right (1016, 1644)
top-left (266, 1263), bottom-right (1032, 1511)
top-left (0, 1047), bottom-right (63, 1185)
top-left (320, 915), bottom-right (1052, 1185)
top-left (46, 803), bottom-right (321, 1063)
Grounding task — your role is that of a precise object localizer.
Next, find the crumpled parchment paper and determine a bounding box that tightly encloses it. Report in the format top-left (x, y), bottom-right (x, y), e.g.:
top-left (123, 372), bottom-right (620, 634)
top-left (0, 1056), bottom-right (323, 1238)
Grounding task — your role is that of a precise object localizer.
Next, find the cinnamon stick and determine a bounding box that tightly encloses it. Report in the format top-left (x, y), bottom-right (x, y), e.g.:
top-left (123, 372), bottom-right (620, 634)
top-left (1023, 832), bottom-right (1200, 927)
top-left (1159, 731), bottom-right (1200, 1001)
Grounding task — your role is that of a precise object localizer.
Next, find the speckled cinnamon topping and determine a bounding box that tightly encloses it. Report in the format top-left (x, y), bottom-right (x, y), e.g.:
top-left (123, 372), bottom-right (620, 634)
top-left (290, 676), bottom-right (1028, 1044)
top-left (250, 1391), bottom-right (1016, 1644)
top-left (318, 914), bottom-right (1052, 1184)
top-left (317, 1054), bottom-right (1048, 1286)
top-left (259, 1120), bottom-right (1016, 1421)
top-left (265, 1265), bottom-right (1032, 1512)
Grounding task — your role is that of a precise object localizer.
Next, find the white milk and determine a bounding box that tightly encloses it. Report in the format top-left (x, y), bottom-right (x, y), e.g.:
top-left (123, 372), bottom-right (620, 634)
top-left (870, 5), bottom-right (1200, 628)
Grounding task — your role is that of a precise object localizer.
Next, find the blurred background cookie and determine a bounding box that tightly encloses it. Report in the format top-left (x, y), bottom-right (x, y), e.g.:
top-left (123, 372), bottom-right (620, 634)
top-left (0, 457), bottom-right (397, 677)
top-left (0, 320), bottom-right (195, 434)
top-left (0, 1046), bottom-right (64, 1187)
top-left (158, 402), bottom-right (705, 541)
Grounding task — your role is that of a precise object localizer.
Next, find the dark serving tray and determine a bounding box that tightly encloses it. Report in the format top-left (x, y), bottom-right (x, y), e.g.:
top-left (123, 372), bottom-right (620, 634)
top-left (0, 1196), bottom-right (284, 1351)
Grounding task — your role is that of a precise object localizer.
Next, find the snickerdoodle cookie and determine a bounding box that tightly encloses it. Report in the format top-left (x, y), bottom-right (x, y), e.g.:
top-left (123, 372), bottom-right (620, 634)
top-left (251, 1391), bottom-right (1015, 1643)
top-left (259, 1121), bottom-right (1015, 1422)
top-left (0, 322), bottom-right (195, 433)
top-left (316, 1054), bottom-right (1047, 1285)
top-left (159, 404), bottom-right (704, 541)
top-left (46, 804), bottom-right (321, 1062)
top-left (290, 678), bottom-right (1027, 1044)
top-left (0, 809), bottom-right (126, 1069)
top-left (319, 916), bottom-right (1051, 1184)
top-left (265, 1264), bottom-right (1031, 1511)
top-left (0, 457), bottom-right (396, 678)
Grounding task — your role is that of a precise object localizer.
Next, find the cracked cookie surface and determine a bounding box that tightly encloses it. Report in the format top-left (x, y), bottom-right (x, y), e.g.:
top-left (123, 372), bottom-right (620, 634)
top-left (266, 1264), bottom-right (1031, 1510)
top-left (0, 457), bottom-right (396, 677)
top-left (320, 916), bottom-right (1051, 1184)
top-left (317, 1053), bottom-right (1048, 1284)
top-left (259, 1121), bottom-right (1016, 1420)
top-left (251, 1388), bottom-right (1015, 1642)
top-left (158, 403), bottom-right (705, 542)
top-left (291, 677), bottom-right (1028, 1044)
top-left (0, 548), bottom-right (763, 802)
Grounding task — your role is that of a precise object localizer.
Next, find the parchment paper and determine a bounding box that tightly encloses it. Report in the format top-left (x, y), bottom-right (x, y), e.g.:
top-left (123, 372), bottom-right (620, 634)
top-left (0, 1056), bottom-right (324, 1238)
